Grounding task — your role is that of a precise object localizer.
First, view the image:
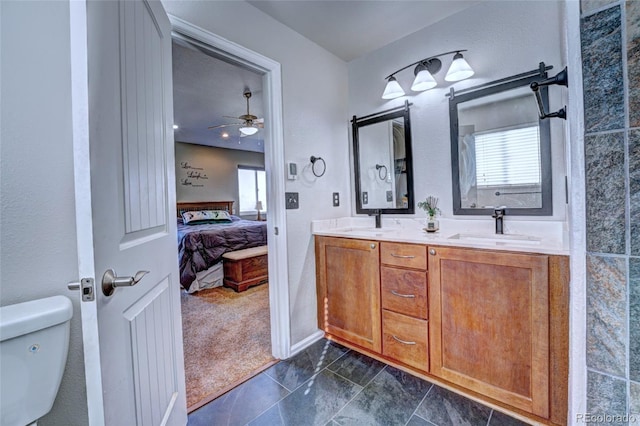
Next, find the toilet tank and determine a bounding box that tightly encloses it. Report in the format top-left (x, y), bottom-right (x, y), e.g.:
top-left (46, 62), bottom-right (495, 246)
top-left (0, 296), bottom-right (73, 426)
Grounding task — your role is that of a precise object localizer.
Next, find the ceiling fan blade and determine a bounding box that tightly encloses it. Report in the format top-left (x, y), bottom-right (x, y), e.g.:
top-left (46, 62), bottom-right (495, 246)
top-left (255, 117), bottom-right (264, 123)
top-left (222, 115), bottom-right (241, 120)
top-left (207, 123), bottom-right (241, 130)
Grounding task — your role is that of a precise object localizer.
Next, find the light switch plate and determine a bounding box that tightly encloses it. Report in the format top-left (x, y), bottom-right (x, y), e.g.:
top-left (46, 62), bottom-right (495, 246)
top-left (285, 192), bottom-right (299, 209)
top-left (363, 192), bottom-right (368, 205)
top-left (333, 192), bottom-right (339, 207)
top-left (386, 190), bottom-right (393, 202)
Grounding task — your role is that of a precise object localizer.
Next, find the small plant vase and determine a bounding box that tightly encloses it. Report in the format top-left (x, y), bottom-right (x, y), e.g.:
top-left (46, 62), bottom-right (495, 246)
top-left (425, 216), bottom-right (439, 233)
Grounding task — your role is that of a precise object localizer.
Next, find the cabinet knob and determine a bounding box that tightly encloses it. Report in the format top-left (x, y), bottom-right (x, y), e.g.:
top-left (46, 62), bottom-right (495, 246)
top-left (429, 249), bottom-right (437, 256)
top-left (370, 243), bottom-right (376, 249)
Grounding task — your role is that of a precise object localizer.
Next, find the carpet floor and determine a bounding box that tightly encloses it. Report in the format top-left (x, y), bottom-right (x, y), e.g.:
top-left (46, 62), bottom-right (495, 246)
top-left (181, 283), bottom-right (274, 409)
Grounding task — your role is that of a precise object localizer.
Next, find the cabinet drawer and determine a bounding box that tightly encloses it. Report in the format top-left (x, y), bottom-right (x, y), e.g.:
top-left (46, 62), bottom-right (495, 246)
top-left (380, 242), bottom-right (427, 270)
top-left (382, 310), bottom-right (429, 372)
top-left (381, 266), bottom-right (427, 319)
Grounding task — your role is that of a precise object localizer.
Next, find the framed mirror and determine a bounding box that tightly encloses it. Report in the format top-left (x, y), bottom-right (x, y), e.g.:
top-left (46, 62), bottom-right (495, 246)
top-left (352, 102), bottom-right (414, 214)
top-left (450, 71), bottom-right (552, 215)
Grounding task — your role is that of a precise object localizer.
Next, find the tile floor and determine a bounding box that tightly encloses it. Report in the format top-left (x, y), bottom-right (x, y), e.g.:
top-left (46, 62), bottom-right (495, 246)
top-left (188, 339), bottom-right (531, 426)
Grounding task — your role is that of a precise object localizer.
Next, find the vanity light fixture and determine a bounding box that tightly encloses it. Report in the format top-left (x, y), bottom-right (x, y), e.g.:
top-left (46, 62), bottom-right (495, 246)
top-left (382, 50), bottom-right (474, 100)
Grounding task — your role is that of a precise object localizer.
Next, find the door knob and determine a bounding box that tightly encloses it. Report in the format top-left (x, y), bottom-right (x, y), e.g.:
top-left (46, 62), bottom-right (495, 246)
top-left (102, 269), bottom-right (149, 296)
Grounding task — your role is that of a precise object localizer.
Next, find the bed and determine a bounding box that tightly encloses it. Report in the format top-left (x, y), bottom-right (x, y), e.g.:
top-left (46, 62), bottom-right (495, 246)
top-left (177, 201), bottom-right (268, 293)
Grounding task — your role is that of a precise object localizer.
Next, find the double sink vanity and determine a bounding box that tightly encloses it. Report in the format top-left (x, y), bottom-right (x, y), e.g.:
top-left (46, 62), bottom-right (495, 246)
top-left (313, 218), bottom-right (569, 425)
top-left (329, 64), bottom-right (570, 424)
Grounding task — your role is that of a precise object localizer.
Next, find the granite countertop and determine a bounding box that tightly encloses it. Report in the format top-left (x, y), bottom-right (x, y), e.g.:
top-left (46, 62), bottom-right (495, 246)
top-left (311, 217), bottom-right (569, 256)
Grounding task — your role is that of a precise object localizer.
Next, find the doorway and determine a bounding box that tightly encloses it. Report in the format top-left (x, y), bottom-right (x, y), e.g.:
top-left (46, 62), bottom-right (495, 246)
top-left (170, 16), bottom-right (291, 411)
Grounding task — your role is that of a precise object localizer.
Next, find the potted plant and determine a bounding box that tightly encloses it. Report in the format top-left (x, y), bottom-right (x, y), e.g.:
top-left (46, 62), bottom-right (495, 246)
top-left (418, 196), bottom-right (440, 232)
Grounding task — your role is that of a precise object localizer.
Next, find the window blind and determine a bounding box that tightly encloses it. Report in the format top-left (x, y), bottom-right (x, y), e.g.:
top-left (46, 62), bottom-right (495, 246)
top-left (238, 167), bottom-right (267, 213)
top-left (474, 125), bottom-right (541, 187)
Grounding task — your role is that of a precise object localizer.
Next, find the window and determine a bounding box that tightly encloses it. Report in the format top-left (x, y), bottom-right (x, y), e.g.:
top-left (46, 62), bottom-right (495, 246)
top-left (474, 125), bottom-right (541, 187)
top-left (238, 166), bottom-right (267, 214)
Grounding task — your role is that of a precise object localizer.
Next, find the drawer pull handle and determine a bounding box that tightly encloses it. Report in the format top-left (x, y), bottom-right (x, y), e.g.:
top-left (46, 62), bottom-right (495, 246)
top-left (392, 335), bottom-right (416, 345)
top-left (390, 253), bottom-right (416, 259)
top-left (390, 289), bottom-right (415, 298)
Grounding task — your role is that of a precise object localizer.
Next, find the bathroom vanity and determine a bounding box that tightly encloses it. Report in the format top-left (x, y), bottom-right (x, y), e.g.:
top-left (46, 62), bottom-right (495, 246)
top-left (314, 221), bottom-right (569, 425)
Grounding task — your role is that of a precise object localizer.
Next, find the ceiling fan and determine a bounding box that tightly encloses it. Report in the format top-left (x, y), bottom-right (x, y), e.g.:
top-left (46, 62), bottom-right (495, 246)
top-left (207, 90), bottom-right (264, 137)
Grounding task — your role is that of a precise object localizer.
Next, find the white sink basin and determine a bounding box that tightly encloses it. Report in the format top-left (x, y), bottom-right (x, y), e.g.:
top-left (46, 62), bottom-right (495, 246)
top-left (448, 233), bottom-right (542, 246)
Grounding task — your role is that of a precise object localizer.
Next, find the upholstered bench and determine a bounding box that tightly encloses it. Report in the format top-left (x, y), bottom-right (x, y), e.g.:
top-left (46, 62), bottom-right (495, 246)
top-left (222, 245), bottom-right (268, 292)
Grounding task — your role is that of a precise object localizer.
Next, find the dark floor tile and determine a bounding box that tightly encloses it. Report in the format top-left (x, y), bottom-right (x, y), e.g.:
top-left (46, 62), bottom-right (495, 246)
top-left (415, 385), bottom-right (491, 426)
top-left (332, 366), bottom-right (432, 426)
top-left (406, 415), bottom-right (436, 426)
top-left (489, 410), bottom-right (531, 426)
top-left (249, 369), bottom-right (362, 426)
top-left (187, 372), bottom-right (289, 426)
top-left (265, 339), bottom-right (349, 391)
top-left (326, 350), bottom-right (386, 387)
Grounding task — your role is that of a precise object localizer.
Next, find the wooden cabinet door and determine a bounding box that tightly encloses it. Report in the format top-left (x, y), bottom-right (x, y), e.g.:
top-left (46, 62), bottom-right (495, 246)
top-left (316, 236), bottom-right (381, 352)
top-left (428, 246), bottom-right (550, 418)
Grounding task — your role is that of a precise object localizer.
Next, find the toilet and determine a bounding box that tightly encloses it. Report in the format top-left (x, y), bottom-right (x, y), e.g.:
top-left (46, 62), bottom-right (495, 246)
top-left (0, 295), bottom-right (73, 426)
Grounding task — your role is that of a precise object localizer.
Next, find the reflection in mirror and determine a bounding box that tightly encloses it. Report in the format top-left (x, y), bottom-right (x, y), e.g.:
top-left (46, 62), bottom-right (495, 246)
top-left (352, 102), bottom-right (414, 214)
top-left (450, 71), bottom-right (552, 215)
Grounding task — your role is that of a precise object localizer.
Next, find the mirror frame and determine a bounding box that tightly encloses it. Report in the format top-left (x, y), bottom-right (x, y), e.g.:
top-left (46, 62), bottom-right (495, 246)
top-left (450, 73), bottom-right (553, 216)
top-left (353, 105), bottom-right (415, 215)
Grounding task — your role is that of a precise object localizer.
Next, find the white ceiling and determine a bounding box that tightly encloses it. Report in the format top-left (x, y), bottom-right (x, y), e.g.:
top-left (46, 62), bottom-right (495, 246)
top-left (247, 0), bottom-right (480, 62)
top-left (172, 38), bottom-right (265, 152)
top-left (171, 1), bottom-right (480, 151)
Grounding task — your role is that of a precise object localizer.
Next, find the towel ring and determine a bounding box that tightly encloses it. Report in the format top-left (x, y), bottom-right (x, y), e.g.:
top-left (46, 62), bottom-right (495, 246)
top-left (310, 156), bottom-right (326, 177)
top-left (375, 164), bottom-right (388, 180)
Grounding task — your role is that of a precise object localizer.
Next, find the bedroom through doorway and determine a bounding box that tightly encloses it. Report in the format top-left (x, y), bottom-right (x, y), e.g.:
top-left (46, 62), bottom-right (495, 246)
top-left (171, 35), bottom-right (276, 412)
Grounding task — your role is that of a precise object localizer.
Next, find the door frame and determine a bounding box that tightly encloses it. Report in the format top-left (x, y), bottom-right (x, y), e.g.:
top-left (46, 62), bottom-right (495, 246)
top-left (69, 1), bottom-right (106, 423)
top-left (169, 15), bottom-right (291, 359)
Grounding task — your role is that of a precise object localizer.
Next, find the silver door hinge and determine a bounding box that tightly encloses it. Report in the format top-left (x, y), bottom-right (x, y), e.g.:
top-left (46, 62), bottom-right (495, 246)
top-left (67, 278), bottom-right (95, 302)
top-left (274, 226), bottom-right (279, 236)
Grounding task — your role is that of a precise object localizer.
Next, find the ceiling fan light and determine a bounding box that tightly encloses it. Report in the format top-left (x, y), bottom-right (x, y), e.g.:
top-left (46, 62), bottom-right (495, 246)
top-left (445, 52), bottom-right (474, 82)
top-left (239, 126), bottom-right (258, 136)
top-left (411, 65), bottom-right (437, 92)
top-left (382, 76), bottom-right (405, 100)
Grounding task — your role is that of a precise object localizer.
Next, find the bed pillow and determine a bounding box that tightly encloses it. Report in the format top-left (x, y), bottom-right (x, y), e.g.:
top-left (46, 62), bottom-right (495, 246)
top-left (181, 210), bottom-right (232, 225)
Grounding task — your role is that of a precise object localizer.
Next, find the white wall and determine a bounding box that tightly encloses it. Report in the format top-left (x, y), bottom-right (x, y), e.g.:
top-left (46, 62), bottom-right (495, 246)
top-left (348, 1), bottom-right (567, 223)
top-left (0, 1), bottom-right (88, 425)
top-left (163, 0), bottom-right (351, 344)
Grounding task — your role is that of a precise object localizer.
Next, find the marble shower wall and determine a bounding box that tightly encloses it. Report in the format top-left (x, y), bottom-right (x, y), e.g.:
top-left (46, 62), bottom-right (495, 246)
top-left (581, 0), bottom-right (640, 420)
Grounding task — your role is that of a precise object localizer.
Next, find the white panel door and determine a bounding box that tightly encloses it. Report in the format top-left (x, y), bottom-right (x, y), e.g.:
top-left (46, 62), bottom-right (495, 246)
top-left (71, 0), bottom-right (187, 424)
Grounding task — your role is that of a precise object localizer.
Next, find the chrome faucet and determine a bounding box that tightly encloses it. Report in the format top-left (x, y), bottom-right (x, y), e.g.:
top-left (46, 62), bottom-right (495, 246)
top-left (492, 207), bottom-right (506, 234)
top-left (369, 209), bottom-right (382, 228)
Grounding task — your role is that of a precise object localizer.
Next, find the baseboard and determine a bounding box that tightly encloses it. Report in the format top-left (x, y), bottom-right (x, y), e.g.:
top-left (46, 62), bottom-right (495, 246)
top-left (288, 329), bottom-right (324, 358)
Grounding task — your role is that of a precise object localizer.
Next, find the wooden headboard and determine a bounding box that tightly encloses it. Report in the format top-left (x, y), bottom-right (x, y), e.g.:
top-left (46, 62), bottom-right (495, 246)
top-left (177, 201), bottom-right (234, 218)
